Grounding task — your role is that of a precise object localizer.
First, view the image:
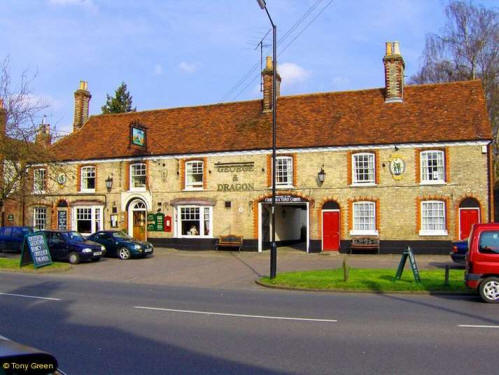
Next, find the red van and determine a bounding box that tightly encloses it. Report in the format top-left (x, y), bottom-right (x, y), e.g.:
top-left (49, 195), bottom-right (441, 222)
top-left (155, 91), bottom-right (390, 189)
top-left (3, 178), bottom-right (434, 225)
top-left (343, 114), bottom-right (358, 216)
top-left (465, 223), bottom-right (499, 303)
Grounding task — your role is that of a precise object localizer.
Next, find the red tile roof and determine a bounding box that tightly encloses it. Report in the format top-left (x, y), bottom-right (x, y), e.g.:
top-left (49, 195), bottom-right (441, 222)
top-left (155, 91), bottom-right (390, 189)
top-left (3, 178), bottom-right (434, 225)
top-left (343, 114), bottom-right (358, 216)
top-left (51, 80), bottom-right (492, 162)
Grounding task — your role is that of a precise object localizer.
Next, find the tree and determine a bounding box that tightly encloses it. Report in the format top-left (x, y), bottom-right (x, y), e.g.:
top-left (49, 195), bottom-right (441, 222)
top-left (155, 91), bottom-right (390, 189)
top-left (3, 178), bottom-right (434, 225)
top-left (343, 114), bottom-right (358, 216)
top-left (0, 56), bottom-right (57, 226)
top-left (101, 82), bottom-right (136, 114)
top-left (411, 1), bottom-right (498, 154)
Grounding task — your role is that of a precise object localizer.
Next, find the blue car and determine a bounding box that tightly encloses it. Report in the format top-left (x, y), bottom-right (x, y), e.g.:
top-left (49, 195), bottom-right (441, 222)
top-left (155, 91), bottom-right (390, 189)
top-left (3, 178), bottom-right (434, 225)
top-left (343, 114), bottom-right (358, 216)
top-left (0, 226), bottom-right (33, 253)
top-left (87, 230), bottom-right (154, 260)
top-left (450, 239), bottom-right (468, 264)
top-left (36, 230), bottom-right (105, 264)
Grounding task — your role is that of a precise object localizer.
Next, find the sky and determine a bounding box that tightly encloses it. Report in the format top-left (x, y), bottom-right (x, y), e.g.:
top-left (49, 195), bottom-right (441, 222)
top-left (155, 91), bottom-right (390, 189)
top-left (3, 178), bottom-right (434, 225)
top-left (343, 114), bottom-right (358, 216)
top-left (1, 0), bottom-right (486, 138)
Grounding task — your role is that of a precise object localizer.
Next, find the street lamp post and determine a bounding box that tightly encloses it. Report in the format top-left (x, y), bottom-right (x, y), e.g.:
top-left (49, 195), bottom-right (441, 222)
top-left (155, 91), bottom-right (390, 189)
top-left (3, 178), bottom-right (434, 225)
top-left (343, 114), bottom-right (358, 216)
top-left (256, 0), bottom-right (277, 279)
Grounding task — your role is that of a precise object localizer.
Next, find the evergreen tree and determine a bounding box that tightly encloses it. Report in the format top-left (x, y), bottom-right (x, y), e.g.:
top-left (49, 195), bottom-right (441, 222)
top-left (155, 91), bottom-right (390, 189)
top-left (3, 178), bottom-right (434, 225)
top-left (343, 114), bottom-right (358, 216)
top-left (101, 82), bottom-right (136, 114)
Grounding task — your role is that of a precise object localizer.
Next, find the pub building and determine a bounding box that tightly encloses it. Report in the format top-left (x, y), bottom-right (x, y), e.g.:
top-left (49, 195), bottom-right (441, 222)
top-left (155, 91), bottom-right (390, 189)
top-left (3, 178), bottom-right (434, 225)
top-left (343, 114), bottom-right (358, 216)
top-left (13, 42), bottom-right (493, 254)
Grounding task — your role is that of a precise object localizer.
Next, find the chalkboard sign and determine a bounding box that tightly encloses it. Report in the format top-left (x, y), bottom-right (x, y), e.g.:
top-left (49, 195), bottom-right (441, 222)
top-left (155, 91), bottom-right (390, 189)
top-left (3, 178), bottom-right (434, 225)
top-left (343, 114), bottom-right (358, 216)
top-left (57, 210), bottom-right (67, 230)
top-left (394, 247), bottom-right (421, 283)
top-left (147, 213), bottom-right (165, 231)
top-left (20, 233), bottom-right (53, 268)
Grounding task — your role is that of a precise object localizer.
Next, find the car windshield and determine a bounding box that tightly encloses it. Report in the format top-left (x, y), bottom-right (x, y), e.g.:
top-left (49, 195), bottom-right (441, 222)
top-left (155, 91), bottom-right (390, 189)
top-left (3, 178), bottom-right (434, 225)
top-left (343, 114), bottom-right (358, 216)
top-left (63, 231), bottom-right (85, 242)
top-left (21, 227), bottom-right (33, 234)
top-left (112, 231), bottom-right (132, 240)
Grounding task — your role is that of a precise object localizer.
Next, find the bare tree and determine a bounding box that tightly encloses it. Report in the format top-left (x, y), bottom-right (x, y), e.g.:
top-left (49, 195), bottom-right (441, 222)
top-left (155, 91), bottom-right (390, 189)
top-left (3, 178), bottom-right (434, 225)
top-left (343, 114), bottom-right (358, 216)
top-left (411, 1), bottom-right (498, 155)
top-left (0, 56), bottom-right (55, 225)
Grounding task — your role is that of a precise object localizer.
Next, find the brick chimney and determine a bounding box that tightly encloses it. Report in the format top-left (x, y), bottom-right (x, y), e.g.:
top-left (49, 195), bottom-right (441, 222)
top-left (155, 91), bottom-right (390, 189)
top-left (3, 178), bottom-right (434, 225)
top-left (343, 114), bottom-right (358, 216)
top-left (35, 116), bottom-right (51, 147)
top-left (262, 56), bottom-right (281, 112)
top-left (0, 98), bottom-right (6, 136)
top-left (73, 80), bottom-right (91, 132)
top-left (383, 41), bottom-right (405, 103)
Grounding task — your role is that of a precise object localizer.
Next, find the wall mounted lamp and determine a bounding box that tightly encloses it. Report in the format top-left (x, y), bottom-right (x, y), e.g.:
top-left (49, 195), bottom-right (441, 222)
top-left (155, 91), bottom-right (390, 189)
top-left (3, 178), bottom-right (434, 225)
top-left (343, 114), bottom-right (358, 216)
top-left (105, 176), bottom-right (113, 192)
top-left (318, 167), bottom-right (326, 184)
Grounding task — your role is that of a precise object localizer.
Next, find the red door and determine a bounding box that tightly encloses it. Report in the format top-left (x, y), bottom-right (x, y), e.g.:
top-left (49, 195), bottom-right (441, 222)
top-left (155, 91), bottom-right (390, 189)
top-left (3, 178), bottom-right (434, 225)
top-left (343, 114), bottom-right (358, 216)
top-left (323, 211), bottom-right (340, 251)
top-left (460, 209), bottom-right (479, 240)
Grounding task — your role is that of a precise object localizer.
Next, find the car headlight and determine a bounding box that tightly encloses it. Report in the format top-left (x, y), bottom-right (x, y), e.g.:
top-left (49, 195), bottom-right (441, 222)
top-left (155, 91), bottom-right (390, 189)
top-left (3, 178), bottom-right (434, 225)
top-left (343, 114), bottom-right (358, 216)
top-left (100, 245), bottom-right (105, 251)
top-left (133, 244), bottom-right (141, 250)
top-left (82, 248), bottom-right (92, 253)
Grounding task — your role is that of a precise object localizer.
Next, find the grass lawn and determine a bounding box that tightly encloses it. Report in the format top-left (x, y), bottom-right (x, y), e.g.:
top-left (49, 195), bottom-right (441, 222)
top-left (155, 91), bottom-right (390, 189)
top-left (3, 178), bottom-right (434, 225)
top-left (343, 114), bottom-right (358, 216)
top-left (0, 257), bottom-right (71, 273)
top-left (259, 268), bottom-right (470, 293)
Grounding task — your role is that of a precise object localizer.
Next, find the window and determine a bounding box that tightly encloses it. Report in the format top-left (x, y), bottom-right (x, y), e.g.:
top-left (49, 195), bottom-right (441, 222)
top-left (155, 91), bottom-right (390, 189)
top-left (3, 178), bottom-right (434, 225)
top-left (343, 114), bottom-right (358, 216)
top-left (420, 201), bottom-right (447, 236)
top-left (130, 163), bottom-right (146, 190)
top-left (177, 206), bottom-right (212, 237)
top-left (420, 150), bottom-right (445, 183)
top-left (33, 168), bottom-right (46, 193)
top-left (352, 153), bottom-right (375, 184)
top-left (33, 207), bottom-right (47, 230)
top-left (185, 161), bottom-right (203, 190)
top-left (73, 206), bottom-right (102, 234)
top-left (81, 166), bottom-right (96, 191)
top-left (351, 201), bottom-right (377, 235)
top-left (478, 232), bottom-right (499, 254)
top-left (275, 156), bottom-right (293, 187)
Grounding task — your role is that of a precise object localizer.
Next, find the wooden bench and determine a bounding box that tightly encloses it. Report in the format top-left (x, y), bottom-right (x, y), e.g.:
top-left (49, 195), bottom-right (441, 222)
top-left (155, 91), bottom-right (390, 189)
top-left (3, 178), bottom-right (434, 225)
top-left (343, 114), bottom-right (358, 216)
top-left (217, 235), bottom-right (243, 251)
top-left (350, 237), bottom-right (380, 254)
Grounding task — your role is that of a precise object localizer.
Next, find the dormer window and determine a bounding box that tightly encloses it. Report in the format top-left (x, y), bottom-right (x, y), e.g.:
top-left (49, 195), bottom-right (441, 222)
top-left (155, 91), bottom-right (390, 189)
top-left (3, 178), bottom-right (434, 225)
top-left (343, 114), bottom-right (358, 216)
top-left (130, 163), bottom-right (146, 191)
top-left (185, 160), bottom-right (203, 190)
top-left (80, 166), bottom-right (96, 192)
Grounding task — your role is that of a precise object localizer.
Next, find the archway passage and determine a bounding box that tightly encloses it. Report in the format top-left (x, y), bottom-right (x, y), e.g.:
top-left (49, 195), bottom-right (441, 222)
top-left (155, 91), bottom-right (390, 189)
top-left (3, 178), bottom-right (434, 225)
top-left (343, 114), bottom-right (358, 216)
top-left (459, 198), bottom-right (480, 240)
top-left (322, 201), bottom-right (340, 251)
top-left (128, 199), bottom-right (147, 241)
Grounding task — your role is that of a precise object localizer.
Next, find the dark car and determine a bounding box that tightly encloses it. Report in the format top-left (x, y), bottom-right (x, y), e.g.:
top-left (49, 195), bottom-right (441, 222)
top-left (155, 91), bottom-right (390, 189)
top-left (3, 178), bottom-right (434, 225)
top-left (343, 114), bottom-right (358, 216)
top-left (450, 239), bottom-right (468, 264)
top-left (0, 226), bottom-right (33, 253)
top-left (0, 334), bottom-right (66, 375)
top-left (36, 230), bottom-right (105, 264)
top-left (87, 230), bottom-right (154, 260)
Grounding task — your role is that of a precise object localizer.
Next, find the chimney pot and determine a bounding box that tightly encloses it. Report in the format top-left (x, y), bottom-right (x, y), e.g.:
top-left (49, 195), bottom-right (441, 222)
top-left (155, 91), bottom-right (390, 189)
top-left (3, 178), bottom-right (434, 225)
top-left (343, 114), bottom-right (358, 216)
top-left (385, 42), bottom-right (392, 56)
top-left (393, 41), bottom-right (400, 55)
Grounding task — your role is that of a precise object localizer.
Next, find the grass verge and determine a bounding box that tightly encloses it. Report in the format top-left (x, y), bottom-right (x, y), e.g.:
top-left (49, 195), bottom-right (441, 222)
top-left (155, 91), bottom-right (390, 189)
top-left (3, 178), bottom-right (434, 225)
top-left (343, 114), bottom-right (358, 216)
top-left (0, 257), bottom-right (71, 273)
top-left (259, 268), bottom-right (470, 293)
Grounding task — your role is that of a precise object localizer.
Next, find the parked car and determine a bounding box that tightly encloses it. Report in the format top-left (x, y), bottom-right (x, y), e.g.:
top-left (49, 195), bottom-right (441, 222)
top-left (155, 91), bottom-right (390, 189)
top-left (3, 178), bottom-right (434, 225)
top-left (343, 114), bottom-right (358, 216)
top-left (0, 226), bottom-right (33, 253)
top-left (0, 334), bottom-right (66, 374)
top-left (450, 239), bottom-right (468, 264)
top-left (465, 223), bottom-right (499, 303)
top-left (87, 230), bottom-right (154, 260)
top-left (36, 230), bottom-right (105, 264)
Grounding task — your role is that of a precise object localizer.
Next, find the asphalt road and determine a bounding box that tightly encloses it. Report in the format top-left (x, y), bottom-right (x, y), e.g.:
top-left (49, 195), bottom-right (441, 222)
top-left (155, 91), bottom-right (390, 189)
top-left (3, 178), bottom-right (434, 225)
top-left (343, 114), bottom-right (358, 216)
top-left (0, 272), bottom-right (498, 375)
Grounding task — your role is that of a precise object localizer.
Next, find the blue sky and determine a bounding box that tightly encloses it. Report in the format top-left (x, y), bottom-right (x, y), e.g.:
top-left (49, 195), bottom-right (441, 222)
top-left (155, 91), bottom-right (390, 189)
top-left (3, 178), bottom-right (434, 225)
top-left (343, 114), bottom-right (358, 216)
top-left (1, 0), bottom-right (468, 137)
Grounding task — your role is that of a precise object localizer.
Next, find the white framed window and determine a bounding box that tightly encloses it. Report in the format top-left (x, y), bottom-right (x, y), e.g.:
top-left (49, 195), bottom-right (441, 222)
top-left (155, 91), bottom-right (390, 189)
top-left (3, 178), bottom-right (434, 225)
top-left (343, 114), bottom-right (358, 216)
top-left (130, 163), bottom-right (146, 190)
top-left (176, 205), bottom-right (212, 238)
top-left (275, 156), bottom-right (293, 187)
top-left (33, 168), bottom-right (46, 194)
top-left (352, 153), bottom-right (375, 184)
top-left (185, 161), bottom-right (203, 190)
top-left (351, 201), bottom-right (378, 236)
top-left (420, 150), bottom-right (445, 184)
top-left (33, 207), bottom-right (47, 230)
top-left (80, 166), bottom-right (96, 192)
top-left (72, 206), bottom-right (103, 234)
top-left (420, 200), bottom-right (447, 236)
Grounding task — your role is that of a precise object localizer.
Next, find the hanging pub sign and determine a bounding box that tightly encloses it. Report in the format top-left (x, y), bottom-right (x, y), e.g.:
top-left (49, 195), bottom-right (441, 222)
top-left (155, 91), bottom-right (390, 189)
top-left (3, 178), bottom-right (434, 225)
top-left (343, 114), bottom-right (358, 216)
top-left (147, 213), bottom-right (165, 231)
top-left (130, 121), bottom-right (147, 148)
top-left (263, 195), bottom-right (307, 203)
top-left (20, 233), bottom-right (53, 268)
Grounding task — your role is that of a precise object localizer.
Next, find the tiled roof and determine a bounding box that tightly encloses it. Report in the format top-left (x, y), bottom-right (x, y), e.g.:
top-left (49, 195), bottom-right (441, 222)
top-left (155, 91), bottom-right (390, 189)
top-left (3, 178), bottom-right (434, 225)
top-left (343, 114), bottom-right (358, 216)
top-left (51, 80), bottom-right (492, 162)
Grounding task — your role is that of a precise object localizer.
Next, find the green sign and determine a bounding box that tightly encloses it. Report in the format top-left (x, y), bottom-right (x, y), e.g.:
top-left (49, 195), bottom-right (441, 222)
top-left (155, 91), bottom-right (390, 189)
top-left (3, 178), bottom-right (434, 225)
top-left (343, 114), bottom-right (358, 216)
top-left (147, 213), bottom-right (165, 231)
top-left (20, 233), bottom-right (53, 268)
top-left (395, 247), bottom-right (421, 283)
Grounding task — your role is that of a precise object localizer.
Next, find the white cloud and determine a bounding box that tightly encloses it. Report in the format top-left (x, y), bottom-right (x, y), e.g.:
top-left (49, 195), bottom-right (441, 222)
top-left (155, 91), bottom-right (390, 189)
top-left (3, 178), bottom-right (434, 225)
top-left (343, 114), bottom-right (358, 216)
top-left (178, 62), bottom-right (198, 74)
top-left (278, 62), bottom-right (310, 86)
top-left (153, 64), bottom-right (163, 76)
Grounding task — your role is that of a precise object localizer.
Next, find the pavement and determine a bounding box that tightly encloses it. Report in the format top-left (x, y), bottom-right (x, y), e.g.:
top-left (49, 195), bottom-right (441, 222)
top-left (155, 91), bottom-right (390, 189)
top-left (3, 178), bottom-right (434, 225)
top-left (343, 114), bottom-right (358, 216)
top-left (27, 247), bottom-right (458, 290)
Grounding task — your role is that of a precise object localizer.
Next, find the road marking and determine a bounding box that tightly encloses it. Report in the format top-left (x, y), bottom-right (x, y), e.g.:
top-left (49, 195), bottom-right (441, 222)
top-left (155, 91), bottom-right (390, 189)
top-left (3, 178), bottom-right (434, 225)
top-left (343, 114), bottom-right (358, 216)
top-left (134, 306), bottom-right (337, 323)
top-left (0, 292), bottom-right (61, 301)
top-left (458, 324), bottom-right (499, 329)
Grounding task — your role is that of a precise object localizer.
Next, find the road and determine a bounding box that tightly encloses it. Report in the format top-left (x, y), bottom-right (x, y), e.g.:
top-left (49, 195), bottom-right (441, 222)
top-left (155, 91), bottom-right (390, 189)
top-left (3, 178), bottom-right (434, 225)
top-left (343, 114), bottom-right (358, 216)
top-left (0, 272), bottom-right (498, 375)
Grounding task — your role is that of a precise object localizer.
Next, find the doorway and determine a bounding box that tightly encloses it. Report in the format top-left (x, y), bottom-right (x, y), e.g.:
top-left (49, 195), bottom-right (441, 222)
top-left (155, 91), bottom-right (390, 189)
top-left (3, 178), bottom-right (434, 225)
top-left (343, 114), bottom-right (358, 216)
top-left (459, 198), bottom-right (480, 240)
top-left (322, 201), bottom-right (341, 251)
top-left (128, 199), bottom-right (147, 241)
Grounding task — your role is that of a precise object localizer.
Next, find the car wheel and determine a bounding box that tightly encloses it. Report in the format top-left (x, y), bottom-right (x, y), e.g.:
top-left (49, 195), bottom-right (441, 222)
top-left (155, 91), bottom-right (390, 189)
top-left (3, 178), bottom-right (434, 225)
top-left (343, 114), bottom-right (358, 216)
top-left (68, 252), bottom-right (80, 265)
top-left (479, 277), bottom-right (499, 303)
top-left (118, 247), bottom-right (131, 260)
